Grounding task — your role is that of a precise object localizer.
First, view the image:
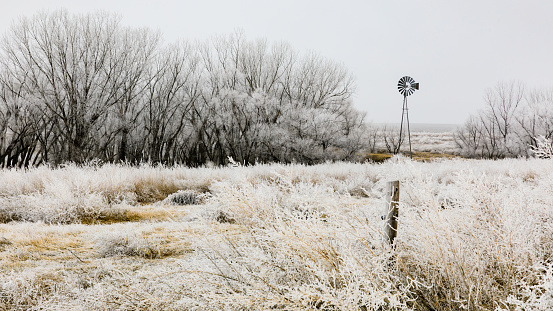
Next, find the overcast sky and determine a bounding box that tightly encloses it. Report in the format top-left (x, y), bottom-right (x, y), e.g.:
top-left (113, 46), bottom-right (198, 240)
top-left (1, 0), bottom-right (552, 124)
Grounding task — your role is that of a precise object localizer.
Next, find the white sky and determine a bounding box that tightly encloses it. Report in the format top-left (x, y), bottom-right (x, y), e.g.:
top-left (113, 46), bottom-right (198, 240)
top-left (2, 0), bottom-right (553, 124)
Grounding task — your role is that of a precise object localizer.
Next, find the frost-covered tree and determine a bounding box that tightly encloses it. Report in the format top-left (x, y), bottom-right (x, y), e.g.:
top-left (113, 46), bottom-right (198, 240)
top-left (139, 43), bottom-right (202, 164)
top-left (0, 11), bottom-right (367, 167)
top-left (456, 82), bottom-right (553, 158)
top-left (2, 11), bottom-right (116, 163)
top-left (189, 31), bottom-right (365, 165)
top-left (531, 136), bottom-right (553, 158)
top-left (0, 68), bottom-right (42, 167)
top-left (379, 125), bottom-right (404, 154)
top-left (516, 88), bottom-right (553, 150)
top-left (456, 81), bottom-right (526, 158)
top-left (110, 28), bottom-right (160, 163)
top-left (0, 10), bottom-right (161, 164)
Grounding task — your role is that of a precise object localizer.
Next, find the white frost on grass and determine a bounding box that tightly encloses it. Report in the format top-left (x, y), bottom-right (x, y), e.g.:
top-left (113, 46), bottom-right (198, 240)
top-left (0, 158), bottom-right (553, 309)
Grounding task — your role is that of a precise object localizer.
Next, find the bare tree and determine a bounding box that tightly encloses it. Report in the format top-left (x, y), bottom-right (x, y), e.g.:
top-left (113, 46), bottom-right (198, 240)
top-left (454, 115), bottom-right (483, 158)
top-left (457, 81), bottom-right (526, 158)
top-left (380, 125), bottom-right (404, 154)
top-left (109, 27), bottom-right (160, 163)
top-left (1, 11), bottom-right (128, 163)
top-left (141, 42), bottom-right (201, 164)
top-left (0, 12), bottom-right (367, 167)
top-left (516, 87), bottom-right (553, 152)
top-left (484, 81), bottom-right (524, 156)
top-left (0, 68), bottom-right (42, 167)
top-left (360, 123), bottom-right (380, 153)
top-left (190, 32), bottom-right (363, 165)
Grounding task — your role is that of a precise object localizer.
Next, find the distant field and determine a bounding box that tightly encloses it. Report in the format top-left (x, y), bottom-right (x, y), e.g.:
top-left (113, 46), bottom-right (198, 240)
top-left (410, 131), bottom-right (457, 154)
top-left (377, 123), bottom-right (460, 133)
top-left (409, 124), bottom-right (459, 155)
top-left (371, 123), bottom-right (460, 156)
top-left (407, 123), bottom-right (460, 133)
top-left (1, 159), bottom-right (552, 310)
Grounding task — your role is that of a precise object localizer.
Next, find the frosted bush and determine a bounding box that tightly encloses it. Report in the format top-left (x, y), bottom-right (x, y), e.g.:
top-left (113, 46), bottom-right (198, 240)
top-left (497, 264), bottom-right (553, 311)
top-left (163, 190), bottom-right (205, 205)
top-left (1, 159), bottom-right (553, 309)
top-left (198, 158), bottom-right (553, 310)
top-left (1, 268), bottom-right (69, 308)
top-left (0, 261), bottom-right (200, 310)
top-left (95, 232), bottom-right (160, 258)
top-left (0, 189), bottom-right (111, 224)
top-left (213, 210), bottom-right (236, 224)
top-left (204, 172), bottom-right (414, 310)
top-left (0, 163), bottom-right (225, 223)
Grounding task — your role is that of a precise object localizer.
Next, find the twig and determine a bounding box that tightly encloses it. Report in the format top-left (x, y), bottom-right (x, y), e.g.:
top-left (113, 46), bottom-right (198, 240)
top-left (66, 248), bottom-right (87, 263)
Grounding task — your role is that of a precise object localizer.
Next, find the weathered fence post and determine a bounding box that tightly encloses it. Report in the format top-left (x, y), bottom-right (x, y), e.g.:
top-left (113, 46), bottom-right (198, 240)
top-left (384, 180), bottom-right (400, 246)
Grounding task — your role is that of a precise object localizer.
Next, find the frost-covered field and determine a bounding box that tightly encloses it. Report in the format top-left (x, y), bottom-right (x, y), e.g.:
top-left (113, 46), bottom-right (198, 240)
top-left (408, 124), bottom-right (458, 154)
top-left (1, 158), bottom-right (553, 310)
top-left (374, 123), bottom-right (459, 154)
top-left (410, 131), bottom-right (457, 154)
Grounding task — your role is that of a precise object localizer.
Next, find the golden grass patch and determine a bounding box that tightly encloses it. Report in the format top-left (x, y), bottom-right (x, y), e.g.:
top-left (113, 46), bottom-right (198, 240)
top-left (140, 230), bottom-right (193, 258)
top-left (0, 226), bottom-right (92, 263)
top-left (125, 205), bottom-right (184, 222)
top-left (11, 231), bottom-right (85, 252)
top-left (80, 204), bottom-right (187, 225)
top-left (133, 176), bottom-right (180, 203)
top-left (94, 223), bottom-right (194, 259)
top-left (363, 153), bottom-right (393, 162)
top-left (412, 151), bottom-right (459, 161)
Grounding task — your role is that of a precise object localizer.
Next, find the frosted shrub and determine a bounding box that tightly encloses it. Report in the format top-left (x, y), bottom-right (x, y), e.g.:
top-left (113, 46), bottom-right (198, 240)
top-left (2, 159), bottom-right (553, 309)
top-left (0, 268), bottom-right (70, 308)
top-left (390, 160), bottom-right (553, 310)
top-left (198, 158), bottom-right (553, 310)
top-left (0, 189), bottom-right (112, 224)
top-left (497, 264), bottom-right (553, 311)
top-left (203, 172), bottom-right (414, 310)
top-left (95, 232), bottom-right (160, 259)
top-left (213, 210), bottom-right (235, 224)
top-left (163, 190), bottom-right (204, 205)
top-left (0, 262), bottom-right (193, 310)
top-left (0, 163), bottom-right (223, 223)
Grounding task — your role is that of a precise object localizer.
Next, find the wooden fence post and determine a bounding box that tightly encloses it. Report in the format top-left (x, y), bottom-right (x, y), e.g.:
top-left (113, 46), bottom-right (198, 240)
top-left (384, 180), bottom-right (400, 246)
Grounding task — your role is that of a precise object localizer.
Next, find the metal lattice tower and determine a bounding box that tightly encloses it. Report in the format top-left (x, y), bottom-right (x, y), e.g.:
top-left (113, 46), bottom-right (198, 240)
top-left (396, 76), bottom-right (419, 158)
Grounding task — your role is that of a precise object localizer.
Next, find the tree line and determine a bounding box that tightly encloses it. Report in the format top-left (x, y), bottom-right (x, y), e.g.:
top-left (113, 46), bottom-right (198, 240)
top-left (455, 81), bottom-right (553, 158)
top-left (0, 10), bottom-right (367, 167)
top-left (455, 81), bottom-right (553, 159)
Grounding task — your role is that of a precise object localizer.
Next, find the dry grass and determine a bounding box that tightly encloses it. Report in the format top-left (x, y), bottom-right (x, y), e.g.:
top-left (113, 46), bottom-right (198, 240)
top-left (80, 204), bottom-right (186, 224)
top-left (363, 151), bottom-right (458, 163)
top-left (411, 151), bottom-right (459, 161)
top-left (0, 159), bottom-right (553, 309)
top-left (0, 163), bottom-right (215, 224)
top-left (364, 153), bottom-right (393, 162)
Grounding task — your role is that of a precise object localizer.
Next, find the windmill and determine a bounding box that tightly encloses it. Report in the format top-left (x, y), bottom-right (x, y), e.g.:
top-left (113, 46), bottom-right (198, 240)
top-left (396, 76), bottom-right (419, 157)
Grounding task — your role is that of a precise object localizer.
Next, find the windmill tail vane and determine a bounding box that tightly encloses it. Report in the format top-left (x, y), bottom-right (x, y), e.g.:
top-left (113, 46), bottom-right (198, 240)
top-left (396, 76), bottom-right (419, 158)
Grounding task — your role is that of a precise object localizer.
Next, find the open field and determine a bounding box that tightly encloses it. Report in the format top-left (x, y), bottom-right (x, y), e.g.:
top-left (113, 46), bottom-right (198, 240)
top-left (1, 158), bottom-right (553, 310)
top-left (364, 126), bottom-right (459, 162)
top-left (397, 123), bottom-right (459, 155)
top-left (409, 131), bottom-right (458, 154)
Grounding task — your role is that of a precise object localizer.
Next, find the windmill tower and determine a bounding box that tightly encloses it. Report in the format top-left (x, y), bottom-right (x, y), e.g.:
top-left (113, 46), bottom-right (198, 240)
top-left (396, 76), bottom-right (419, 157)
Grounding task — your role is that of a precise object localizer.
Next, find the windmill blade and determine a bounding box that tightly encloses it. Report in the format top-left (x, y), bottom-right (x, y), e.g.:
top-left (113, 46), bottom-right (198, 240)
top-left (397, 76), bottom-right (418, 96)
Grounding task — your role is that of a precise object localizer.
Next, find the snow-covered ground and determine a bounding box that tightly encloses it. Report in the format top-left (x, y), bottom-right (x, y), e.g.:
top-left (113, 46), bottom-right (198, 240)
top-left (1, 158), bottom-right (552, 310)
